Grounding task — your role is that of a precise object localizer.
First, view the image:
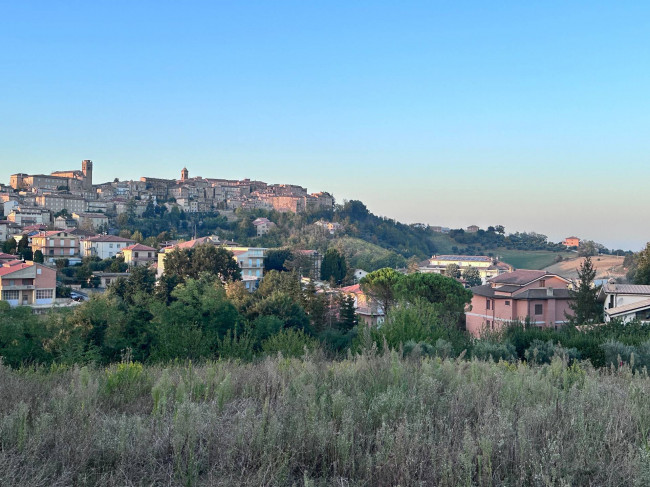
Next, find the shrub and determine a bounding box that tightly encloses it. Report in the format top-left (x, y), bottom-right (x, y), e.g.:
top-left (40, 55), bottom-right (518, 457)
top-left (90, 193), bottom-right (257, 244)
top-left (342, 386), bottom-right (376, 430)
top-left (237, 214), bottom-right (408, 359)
top-left (472, 340), bottom-right (516, 362)
top-left (524, 339), bottom-right (580, 364)
top-left (261, 328), bottom-right (319, 358)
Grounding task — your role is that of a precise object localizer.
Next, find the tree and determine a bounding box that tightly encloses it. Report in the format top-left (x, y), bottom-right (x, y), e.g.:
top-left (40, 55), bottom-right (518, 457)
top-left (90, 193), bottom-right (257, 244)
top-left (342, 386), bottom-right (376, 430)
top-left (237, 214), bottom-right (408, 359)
top-left (2, 237), bottom-right (17, 254)
top-left (578, 240), bottom-right (598, 257)
top-left (462, 267), bottom-right (482, 287)
top-left (16, 234), bottom-right (29, 254)
top-left (265, 248), bottom-right (292, 272)
top-left (33, 250), bottom-right (44, 263)
top-left (285, 251), bottom-right (315, 277)
top-left (567, 256), bottom-right (603, 325)
top-left (360, 268), bottom-right (402, 314)
top-left (337, 294), bottom-right (358, 331)
top-left (191, 245), bottom-right (241, 282)
top-left (633, 243), bottom-right (650, 285)
top-left (131, 231), bottom-right (144, 243)
top-left (445, 263), bottom-right (460, 279)
top-left (321, 248), bottom-right (347, 284)
top-left (394, 272), bottom-right (473, 319)
top-left (163, 244), bottom-right (241, 283)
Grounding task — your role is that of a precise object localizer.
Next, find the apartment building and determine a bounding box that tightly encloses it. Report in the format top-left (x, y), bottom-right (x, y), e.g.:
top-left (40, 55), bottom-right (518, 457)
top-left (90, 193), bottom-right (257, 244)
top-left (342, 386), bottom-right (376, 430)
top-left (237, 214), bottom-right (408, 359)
top-left (466, 270), bottom-right (574, 336)
top-left (81, 235), bottom-right (135, 259)
top-left (35, 194), bottom-right (87, 214)
top-left (31, 230), bottom-right (80, 263)
top-left (0, 260), bottom-right (56, 308)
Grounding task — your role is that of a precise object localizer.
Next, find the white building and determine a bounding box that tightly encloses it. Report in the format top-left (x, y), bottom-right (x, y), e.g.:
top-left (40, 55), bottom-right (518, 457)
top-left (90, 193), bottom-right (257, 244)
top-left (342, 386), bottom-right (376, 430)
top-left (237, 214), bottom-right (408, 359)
top-left (81, 235), bottom-right (135, 259)
top-left (599, 281), bottom-right (650, 322)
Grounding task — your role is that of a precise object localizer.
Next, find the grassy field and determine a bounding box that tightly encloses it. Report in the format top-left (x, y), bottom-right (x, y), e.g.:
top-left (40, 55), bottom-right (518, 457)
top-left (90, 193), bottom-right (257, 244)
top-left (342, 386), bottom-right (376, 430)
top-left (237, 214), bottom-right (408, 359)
top-left (495, 249), bottom-right (575, 270)
top-left (543, 254), bottom-right (627, 280)
top-left (1, 353), bottom-right (649, 486)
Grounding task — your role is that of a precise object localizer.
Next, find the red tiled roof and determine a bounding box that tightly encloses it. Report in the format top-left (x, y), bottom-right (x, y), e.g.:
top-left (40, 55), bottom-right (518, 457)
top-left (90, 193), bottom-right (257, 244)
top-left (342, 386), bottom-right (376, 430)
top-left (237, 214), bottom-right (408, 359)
top-left (340, 284), bottom-right (362, 294)
top-left (34, 230), bottom-right (68, 237)
top-left (0, 261), bottom-right (30, 277)
top-left (0, 253), bottom-right (16, 260)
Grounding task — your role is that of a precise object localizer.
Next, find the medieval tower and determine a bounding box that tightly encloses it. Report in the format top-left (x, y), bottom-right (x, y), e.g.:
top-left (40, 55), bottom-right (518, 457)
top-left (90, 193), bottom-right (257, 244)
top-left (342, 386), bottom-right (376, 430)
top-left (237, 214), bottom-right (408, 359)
top-left (82, 159), bottom-right (93, 191)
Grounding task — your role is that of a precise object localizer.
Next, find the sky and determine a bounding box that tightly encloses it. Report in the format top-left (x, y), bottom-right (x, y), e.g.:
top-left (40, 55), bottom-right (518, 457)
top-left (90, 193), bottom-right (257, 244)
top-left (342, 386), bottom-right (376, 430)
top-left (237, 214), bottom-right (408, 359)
top-left (1, 1), bottom-right (649, 250)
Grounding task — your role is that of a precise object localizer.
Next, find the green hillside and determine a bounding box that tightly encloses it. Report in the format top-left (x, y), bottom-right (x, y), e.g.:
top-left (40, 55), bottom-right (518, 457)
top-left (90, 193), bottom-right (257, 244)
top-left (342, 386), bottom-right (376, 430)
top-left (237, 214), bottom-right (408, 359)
top-left (495, 249), bottom-right (575, 270)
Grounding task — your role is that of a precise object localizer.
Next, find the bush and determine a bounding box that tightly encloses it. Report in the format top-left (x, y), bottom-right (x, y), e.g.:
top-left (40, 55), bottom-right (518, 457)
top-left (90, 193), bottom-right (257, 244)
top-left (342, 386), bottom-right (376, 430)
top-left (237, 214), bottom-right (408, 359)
top-left (472, 340), bottom-right (516, 362)
top-left (261, 328), bottom-right (319, 358)
top-left (524, 339), bottom-right (580, 365)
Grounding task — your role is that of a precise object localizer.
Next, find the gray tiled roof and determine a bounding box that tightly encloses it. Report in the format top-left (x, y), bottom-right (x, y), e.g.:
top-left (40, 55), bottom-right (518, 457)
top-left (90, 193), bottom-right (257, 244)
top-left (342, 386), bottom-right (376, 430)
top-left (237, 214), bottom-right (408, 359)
top-left (602, 283), bottom-right (650, 295)
top-left (605, 298), bottom-right (650, 317)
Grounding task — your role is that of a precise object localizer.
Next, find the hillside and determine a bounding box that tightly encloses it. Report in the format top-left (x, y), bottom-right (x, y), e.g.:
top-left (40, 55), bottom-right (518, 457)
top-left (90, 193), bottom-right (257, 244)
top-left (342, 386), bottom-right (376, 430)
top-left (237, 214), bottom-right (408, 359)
top-left (543, 255), bottom-right (627, 280)
top-left (496, 249), bottom-right (575, 270)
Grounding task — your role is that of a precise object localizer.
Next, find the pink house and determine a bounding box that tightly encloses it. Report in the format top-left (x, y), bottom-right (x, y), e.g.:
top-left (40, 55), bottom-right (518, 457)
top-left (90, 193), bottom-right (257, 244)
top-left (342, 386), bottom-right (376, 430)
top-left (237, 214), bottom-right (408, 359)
top-left (339, 284), bottom-right (385, 327)
top-left (0, 259), bottom-right (57, 308)
top-left (466, 270), bottom-right (574, 336)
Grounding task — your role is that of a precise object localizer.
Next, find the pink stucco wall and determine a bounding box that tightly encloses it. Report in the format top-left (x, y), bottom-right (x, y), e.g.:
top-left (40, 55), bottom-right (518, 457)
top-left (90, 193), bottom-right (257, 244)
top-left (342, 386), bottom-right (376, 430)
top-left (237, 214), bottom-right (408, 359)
top-left (34, 263), bottom-right (56, 288)
top-left (466, 276), bottom-right (574, 336)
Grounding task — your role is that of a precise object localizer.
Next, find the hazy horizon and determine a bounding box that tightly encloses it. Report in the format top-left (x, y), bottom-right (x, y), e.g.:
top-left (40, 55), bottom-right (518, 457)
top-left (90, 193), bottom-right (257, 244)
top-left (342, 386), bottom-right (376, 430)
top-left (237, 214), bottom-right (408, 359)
top-left (2, 2), bottom-right (649, 251)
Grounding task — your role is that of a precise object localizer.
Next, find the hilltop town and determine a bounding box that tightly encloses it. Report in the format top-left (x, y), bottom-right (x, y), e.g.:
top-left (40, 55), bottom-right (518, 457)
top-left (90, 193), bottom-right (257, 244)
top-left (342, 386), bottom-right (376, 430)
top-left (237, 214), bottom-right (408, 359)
top-left (3, 160), bottom-right (333, 229)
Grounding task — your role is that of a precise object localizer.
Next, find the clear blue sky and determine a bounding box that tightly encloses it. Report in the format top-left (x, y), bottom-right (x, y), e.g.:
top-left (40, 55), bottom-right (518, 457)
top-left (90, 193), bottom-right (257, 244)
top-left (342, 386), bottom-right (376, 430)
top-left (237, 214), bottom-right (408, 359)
top-left (2, 1), bottom-right (649, 250)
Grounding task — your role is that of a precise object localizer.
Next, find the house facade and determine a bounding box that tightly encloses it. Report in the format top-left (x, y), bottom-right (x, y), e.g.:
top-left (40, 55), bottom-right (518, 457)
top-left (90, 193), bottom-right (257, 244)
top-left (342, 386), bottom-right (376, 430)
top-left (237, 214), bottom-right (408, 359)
top-left (563, 236), bottom-right (580, 248)
top-left (81, 235), bottom-right (135, 260)
top-left (0, 260), bottom-right (56, 308)
top-left (72, 212), bottom-right (109, 230)
top-left (119, 243), bottom-right (157, 267)
top-left (339, 284), bottom-right (384, 327)
top-left (252, 217), bottom-right (276, 236)
top-left (466, 270), bottom-right (574, 336)
top-left (31, 230), bottom-right (80, 263)
top-left (419, 255), bottom-right (512, 284)
top-left (598, 282), bottom-right (650, 323)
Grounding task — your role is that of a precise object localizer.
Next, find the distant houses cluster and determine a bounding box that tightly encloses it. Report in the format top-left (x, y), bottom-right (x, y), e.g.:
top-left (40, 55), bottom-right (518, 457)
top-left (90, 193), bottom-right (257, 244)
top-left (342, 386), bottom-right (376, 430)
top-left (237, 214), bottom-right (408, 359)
top-left (1, 158), bottom-right (639, 336)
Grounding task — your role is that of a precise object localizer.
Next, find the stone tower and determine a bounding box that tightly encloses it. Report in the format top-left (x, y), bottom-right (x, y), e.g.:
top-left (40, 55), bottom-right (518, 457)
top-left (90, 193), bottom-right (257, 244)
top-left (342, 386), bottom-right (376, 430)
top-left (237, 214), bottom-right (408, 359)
top-left (181, 167), bottom-right (188, 181)
top-left (82, 160), bottom-right (93, 191)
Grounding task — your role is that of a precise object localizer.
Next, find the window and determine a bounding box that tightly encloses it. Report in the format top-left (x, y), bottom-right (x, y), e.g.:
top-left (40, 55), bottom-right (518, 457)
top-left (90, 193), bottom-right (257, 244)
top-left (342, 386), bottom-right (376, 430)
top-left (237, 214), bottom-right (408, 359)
top-left (534, 304), bottom-right (543, 315)
top-left (134, 252), bottom-right (139, 258)
top-left (109, 243), bottom-right (114, 249)
top-left (505, 300), bottom-right (510, 306)
top-left (60, 239), bottom-right (65, 246)
top-left (2, 290), bottom-right (19, 300)
top-left (69, 248), bottom-right (74, 255)
top-left (36, 289), bottom-right (53, 300)
top-left (22, 279), bottom-right (31, 285)
top-left (486, 299), bottom-right (491, 310)
top-left (37, 269), bottom-right (42, 275)
top-left (539, 280), bottom-right (546, 287)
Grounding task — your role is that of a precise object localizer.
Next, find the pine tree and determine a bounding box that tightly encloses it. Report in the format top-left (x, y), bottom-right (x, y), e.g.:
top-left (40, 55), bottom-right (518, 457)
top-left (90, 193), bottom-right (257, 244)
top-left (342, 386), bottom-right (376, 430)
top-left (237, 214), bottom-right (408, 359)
top-left (567, 256), bottom-right (603, 325)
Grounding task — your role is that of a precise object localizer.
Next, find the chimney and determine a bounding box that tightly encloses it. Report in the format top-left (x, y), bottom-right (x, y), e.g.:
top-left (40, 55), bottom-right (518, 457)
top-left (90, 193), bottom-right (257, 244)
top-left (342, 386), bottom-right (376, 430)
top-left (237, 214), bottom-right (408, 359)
top-left (547, 287), bottom-right (554, 297)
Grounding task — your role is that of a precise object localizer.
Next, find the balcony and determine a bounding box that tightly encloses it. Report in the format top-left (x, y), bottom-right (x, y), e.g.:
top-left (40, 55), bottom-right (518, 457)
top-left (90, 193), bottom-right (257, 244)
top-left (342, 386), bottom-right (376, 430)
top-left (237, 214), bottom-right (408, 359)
top-left (4, 285), bottom-right (35, 291)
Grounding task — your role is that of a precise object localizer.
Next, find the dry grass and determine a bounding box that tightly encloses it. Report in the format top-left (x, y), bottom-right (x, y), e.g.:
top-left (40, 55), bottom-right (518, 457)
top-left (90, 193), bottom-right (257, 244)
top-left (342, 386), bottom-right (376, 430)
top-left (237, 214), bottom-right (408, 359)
top-left (543, 255), bottom-right (627, 280)
top-left (1, 353), bottom-right (649, 486)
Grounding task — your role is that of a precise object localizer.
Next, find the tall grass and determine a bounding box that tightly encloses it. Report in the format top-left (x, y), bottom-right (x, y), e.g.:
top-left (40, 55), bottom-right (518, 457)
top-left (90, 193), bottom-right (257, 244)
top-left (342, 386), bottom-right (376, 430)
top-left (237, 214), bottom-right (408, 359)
top-left (1, 352), bottom-right (649, 486)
